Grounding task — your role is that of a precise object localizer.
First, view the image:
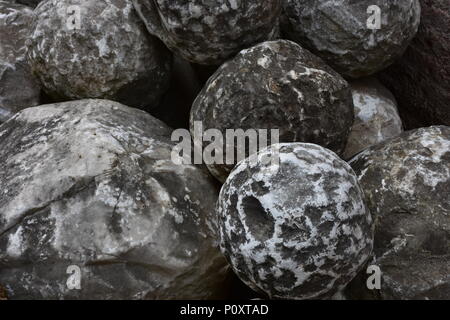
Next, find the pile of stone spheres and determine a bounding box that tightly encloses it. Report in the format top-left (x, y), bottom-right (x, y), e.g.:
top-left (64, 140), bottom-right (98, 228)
top-left (0, 0), bottom-right (448, 300)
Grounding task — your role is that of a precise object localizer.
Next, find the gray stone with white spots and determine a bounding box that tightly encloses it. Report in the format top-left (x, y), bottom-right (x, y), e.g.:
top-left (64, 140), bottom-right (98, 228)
top-left (343, 78), bottom-right (403, 159)
top-left (218, 143), bottom-right (374, 299)
top-left (191, 40), bottom-right (354, 183)
top-left (0, 1), bottom-right (40, 123)
top-left (132, 0), bottom-right (281, 65)
top-left (0, 99), bottom-right (228, 300)
top-left (281, 0), bottom-right (421, 78)
top-left (349, 126), bottom-right (450, 299)
top-left (27, 0), bottom-right (172, 110)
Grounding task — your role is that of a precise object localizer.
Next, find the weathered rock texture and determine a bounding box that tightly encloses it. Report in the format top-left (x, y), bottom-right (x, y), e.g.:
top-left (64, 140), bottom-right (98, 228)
top-left (0, 1), bottom-right (40, 123)
top-left (343, 78), bottom-right (403, 159)
top-left (281, 0), bottom-right (421, 78)
top-left (378, 0), bottom-right (450, 128)
top-left (191, 40), bottom-right (354, 182)
top-left (218, 143), bottom-right (373, 299)
top-left (349, 126), bottom-right (450, 299)
top-left (0, 99), bottom-right (228, 300)
top-left (27, 0), bottom-right (172, 110)
top-left (132, 0), bottom-right (281, 65)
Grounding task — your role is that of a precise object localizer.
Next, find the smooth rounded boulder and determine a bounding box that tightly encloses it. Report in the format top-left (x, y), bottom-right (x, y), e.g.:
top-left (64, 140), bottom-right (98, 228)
top-left (27, 0), bottom-right (172, 110)
top-left (218, 143), bottom-right (374, 299)
top-left (132, 0), bottom-right (281, 65)
top-left (0, 99), bottom-right (228, 299)
top-left (281, 0), bottom-right (421, 78)
top-left (349, 126), bottom-right (450, 299)
top-left (191, 40), bottom-right (354, 182)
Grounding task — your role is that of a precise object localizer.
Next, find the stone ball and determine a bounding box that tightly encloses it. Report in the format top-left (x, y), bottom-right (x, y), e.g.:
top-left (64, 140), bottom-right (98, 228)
top-left (0, 99), bottom-right (228, 299)
top-left (27, 0), bottom-right (172, 110)
top-left (191, 40), bottom-right (354, 183)
top-left (0, 2), bottom-right (40, 123)
top-left (343, 78), bottom-right (403, 159)
top-left (349, 126), bottom-right (450, 299)
top-left (218, 143), bottom-right (374, 299)
top-left (281, 0), bottom-right (421, 78)
top-left (132, 0), bottom-right (281, 65)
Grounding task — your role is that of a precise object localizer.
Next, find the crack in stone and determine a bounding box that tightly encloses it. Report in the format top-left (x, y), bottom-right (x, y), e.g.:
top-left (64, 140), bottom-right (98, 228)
top-left (0, 177), bottom-right (97, 239)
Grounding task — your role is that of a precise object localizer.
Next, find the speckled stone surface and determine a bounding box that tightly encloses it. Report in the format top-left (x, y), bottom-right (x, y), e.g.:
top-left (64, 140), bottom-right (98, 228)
top-left (191, 40), bottom-right (354, 183)
top-left (218, 143), bottom-right (374, 299)
top-left (27, 0), bottom-right (172, 110)
top-left (343, 78), bottom-right (403, 159)
top-left (281, 0), bottom-right (421, 78)
top-left (349, 126), bottom-right (450, 299)
top-left (132, 0), bottom-right (281, 65)
top-left (378, 0), bottom-right (450, 128)
top-left (0, 99), bottom-right (228, 299)
top-left (0, 1), bottom-right (40, 123)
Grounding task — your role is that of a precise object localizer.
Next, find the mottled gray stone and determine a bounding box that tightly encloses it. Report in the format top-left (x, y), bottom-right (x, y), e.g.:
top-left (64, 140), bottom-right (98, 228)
top-left (0, 99), bottom-right (228, 299)
top-left (281, 0), bottom-right (421, 78)
top-left (0, 1), bottom-right (40, 123)
top-left (349, 126), bottom-right (450, 299)
top-left (343, 78), bottom-right (403, 159)
top-left (132, 0), bottom-right (281, 65)
top-left (27, 0), bottom-right (172, 110)
top-left (191, 40), bottom-right (354, 183)
top-left (218, 143), bottom-right (374, 299)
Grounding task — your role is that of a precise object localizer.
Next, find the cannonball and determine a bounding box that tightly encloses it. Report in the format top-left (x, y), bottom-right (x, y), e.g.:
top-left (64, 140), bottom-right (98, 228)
top-left (191, 40), bottom-right (354, 182)
top-left (132, 0), bottom-right (281, 65)
top-left (349, 126), bottom-right (450, 299)
top-left (0, 2), bottom-right (40, 123)
top-left (343, 78), bottom-right (403, 159)
top-left (27, 0), bottom-right (172, 110)
top-left (281, 0), bottom-right (421, 78)
top-left (0, 99), bottom-right (228, 299)
top-left (218, 143), bottom-right (374, 299)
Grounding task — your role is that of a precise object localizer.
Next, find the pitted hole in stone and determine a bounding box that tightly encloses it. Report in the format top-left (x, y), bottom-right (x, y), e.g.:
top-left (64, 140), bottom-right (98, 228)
top-left (242, 196), bottom-right (274, 242)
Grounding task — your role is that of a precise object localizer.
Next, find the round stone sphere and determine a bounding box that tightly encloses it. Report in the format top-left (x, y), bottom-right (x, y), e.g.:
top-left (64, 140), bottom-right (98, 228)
top-left (191, 40), bottom-right (354, 182)
top-left (27, 0), bottom-right (172, 110)
top-left (343, 78), bottom-right (403, 159)
top-left (281, 0), bottom-right (421, 78)
top-left (218, 143), bottom-right (374, 299)
top-left (349, 126), bottom-right (450, 299)
top-left (0, 99), bottom-right (228, 299)
top-left (132, 0), bottom-right (281, 65)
